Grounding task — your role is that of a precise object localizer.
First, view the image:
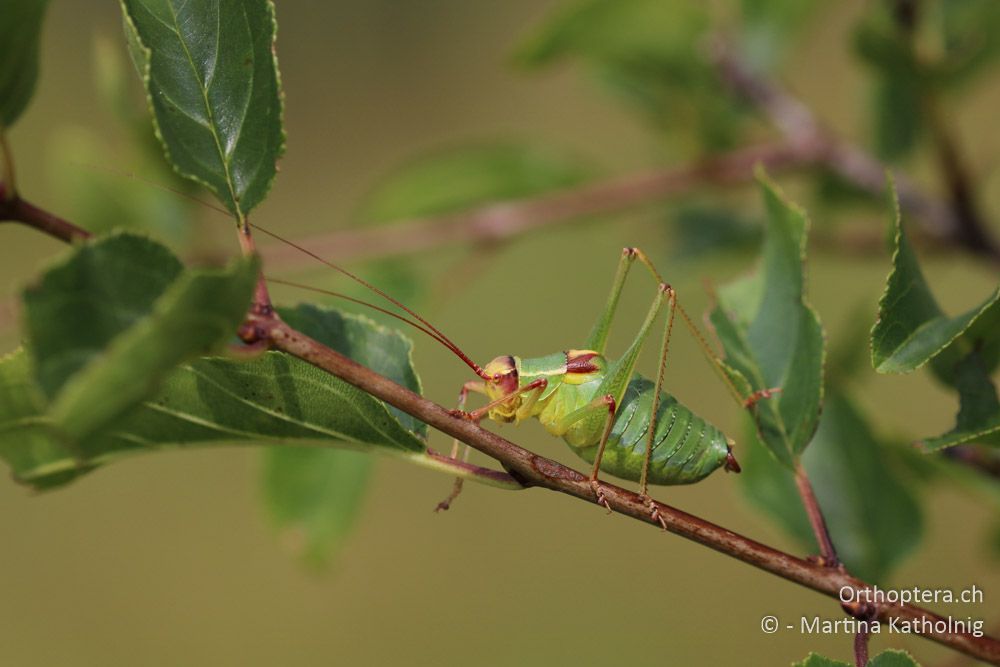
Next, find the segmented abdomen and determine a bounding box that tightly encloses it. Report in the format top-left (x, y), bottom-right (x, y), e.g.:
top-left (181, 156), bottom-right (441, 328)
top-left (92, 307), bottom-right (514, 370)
top-left (572, 376), bottom-right (731, 485)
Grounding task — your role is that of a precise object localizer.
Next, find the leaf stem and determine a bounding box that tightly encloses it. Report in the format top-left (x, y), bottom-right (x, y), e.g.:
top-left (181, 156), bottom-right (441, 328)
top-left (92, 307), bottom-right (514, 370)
top-left (246, 309), bottom-right (1000, 664)
top-left (235, 221), bottom-right (274, 315)
top-left (794, 462), bottom-right (840, 568)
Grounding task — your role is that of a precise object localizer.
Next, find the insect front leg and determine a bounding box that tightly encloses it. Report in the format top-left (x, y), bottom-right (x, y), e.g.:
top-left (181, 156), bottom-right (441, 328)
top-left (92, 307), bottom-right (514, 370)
top-left (437, 378), bottom-right (548, 512)
top-left (450, 378), bottom-right (548, 423)
top-left (435, 380), bottom-right (486, 512)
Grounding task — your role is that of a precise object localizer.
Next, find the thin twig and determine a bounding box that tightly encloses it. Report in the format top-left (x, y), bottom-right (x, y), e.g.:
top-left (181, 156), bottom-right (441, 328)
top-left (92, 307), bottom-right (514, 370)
top-left (239, 310), bottom-right (1000, 664)
top-left (708, 37), bottom-right (1000, 264)
top-left (261, 141), bottom-right (822, 267)
top-left (855, 626), bottom-right (870, 667)
top-left (0, 183), bottom-right (92, 242)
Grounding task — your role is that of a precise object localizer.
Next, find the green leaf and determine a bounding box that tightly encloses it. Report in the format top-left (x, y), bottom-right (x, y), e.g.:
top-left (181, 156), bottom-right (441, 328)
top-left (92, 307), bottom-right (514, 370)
top-left (708, 171), bottom-right (825, 467)
top-left (871, 187), bottom-right (1000, 375)
top-left (0, 0), bottom-right (50, 127)
top-left (794, 650), bottom-right (921, 667)
top-left (260, 303), bottom-right (429, 565)
top-left (671, 205), bottom-right (760, 260)
top-left (24, 233), bottom-right (182, 396)
top-left (921, 350), bottom-right (1000, 450)
top-left (262, 447), bottom-right (373, 567)
top-left (792, 654), bottom-right (850, 667)
top-left (120, 0), bottom-right (284, 220)
top-left (1, 306), bottom-right (427, 489)
top-left (868, 650), bottom-right (922, 667)
top-left (742, 391), bottom-right (922, 582)
top-left (360, 143), bottom-right (591, 224)
top-left (22, 232), bottom-right (258, 441)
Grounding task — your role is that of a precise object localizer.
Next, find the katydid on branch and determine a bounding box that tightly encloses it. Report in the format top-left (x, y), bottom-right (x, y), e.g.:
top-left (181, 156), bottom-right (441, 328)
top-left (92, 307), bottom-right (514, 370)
top-left (96, 169), bottom-right (780, 523)
top-left (262, 241), bottom-right (774, 526)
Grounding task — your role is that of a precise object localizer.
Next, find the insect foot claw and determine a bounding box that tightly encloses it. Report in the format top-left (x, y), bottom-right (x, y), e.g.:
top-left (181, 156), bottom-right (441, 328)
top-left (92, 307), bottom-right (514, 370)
top-left (743, 386), bottom-right (783, 409)
top-left (642, 495), bottom-right (668, 531)
top-left (590, 480), bottom-right (613, 514)
top-left (434, 478), bottom-right (465, 513)
top-left (448, 409), bottom-right (472, 420)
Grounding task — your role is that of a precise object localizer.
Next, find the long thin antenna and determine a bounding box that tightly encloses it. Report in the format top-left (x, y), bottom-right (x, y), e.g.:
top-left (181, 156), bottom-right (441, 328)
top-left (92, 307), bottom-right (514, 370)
top-left (86, 164), bottom-right (490, 379)
top-left (266, 277), bottom-right (455, 349)
top-left (251, 223), bottom-right (489, 379)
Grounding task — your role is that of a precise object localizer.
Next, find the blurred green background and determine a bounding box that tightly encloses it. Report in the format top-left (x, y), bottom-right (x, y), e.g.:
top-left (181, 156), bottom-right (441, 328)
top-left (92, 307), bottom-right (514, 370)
top-left (1, 1), bottom-right (999, 665)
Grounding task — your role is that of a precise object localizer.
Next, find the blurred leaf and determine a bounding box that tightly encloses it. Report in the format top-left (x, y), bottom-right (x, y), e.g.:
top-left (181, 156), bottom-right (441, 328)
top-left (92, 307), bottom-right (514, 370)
top-left (793, 655), bottom-right (849, 667)
top-left (516, 0), bottom-right (709, 69)
top-left (708, 171), bottom-right (825, 468)
top-left (0, 0), bottom-right (50, 127)
top-left (740, 0), bottom-right (821, 70)
top-left (360, 143), bottom-right (590, 224)
top-left (826, 304), bottom-right (876, 387)
top-left (932, 0), bottom-right (1000, 87)
top-left (921, 350), bottom-right (1000, 451)
top-left (742, 391), bottom-right (922, 582)
top-left (22, 232), bottom-right (258, 441)
top-left (740, 417), bottom-right (814, 548)
top-left (120, 0), bottom-right (284, 220)
top-left (47, 127), bottom-right (193, 242)
top-left (516, 0), bottom-right (746, 149)
top-left (872, 73), bottom-right (922, 161)
top-left (262, 447), bottom-right (373, 568)
top-left (93, 33), bottom-right (134, 125)
top-left (1, 304), bottom-right (428, 489)
top-left (854, 5), bottom-right (925, 161)
top-left (871, 187), bottom-right (1000, 376)
top-left (670, 205), bottom-right (760, 260)
top-left (813, 168), bottom-right (881, 210)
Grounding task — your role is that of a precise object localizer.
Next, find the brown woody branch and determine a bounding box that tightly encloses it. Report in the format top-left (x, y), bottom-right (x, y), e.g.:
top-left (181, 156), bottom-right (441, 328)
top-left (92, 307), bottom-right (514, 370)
top-left (261, 141), bottom-right (818, 268)
top-left (237, 309), bottom-right (1000, 665)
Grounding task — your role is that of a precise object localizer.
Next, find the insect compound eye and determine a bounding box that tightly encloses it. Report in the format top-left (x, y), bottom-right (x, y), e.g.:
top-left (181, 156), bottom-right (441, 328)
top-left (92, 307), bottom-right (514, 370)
top-left (493, 373), bottom-right (501, 382)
